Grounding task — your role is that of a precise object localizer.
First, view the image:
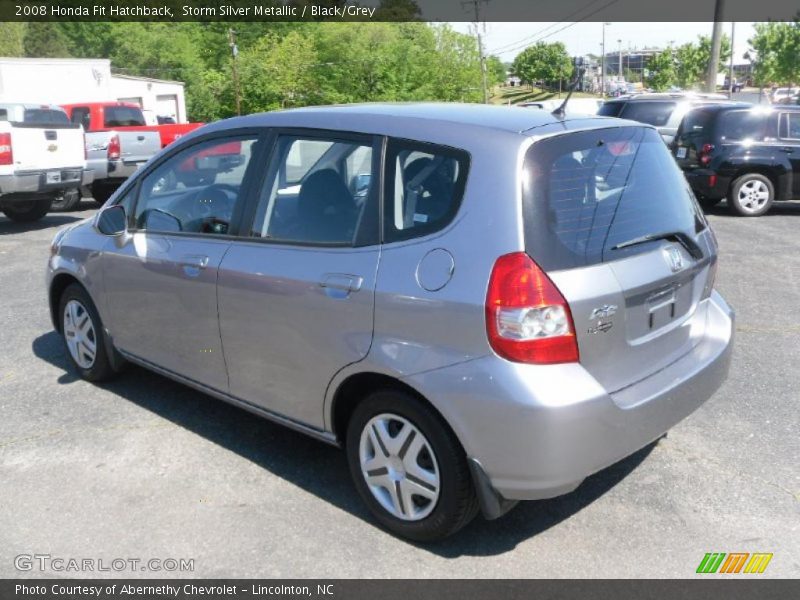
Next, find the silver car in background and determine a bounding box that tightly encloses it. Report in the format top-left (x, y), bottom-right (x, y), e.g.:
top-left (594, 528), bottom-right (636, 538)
top-left (46, 104), bottom-right (734, 541)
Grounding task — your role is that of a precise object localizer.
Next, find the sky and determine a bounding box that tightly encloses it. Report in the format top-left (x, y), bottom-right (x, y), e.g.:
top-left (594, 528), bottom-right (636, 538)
top-left (449, 22), bottom-right (758, 63)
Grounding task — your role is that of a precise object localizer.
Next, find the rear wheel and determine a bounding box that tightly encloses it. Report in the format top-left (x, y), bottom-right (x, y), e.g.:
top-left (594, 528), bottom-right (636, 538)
top-left (2, 198), bottom-right (52, 222)
top-left (50, 188), bottom-right (82, 212)
top-left (697, 196), bottom-right (721, 211)
top-left (58, 283), bottom-right (118, 382)
top-left (728, 173), bottom-right (774, 216)
top-left (346, 389), bottom-right (479, 542)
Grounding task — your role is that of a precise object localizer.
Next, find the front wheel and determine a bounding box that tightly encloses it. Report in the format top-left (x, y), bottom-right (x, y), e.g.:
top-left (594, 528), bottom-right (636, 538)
top-left (2, 198), bottom-right (52, 222)
top-left (346, 389), bottom-right (479, 542)
top-left (58, 283), bottom-right (118, 382)
top-left (728, 173), bottom-right (774, 216)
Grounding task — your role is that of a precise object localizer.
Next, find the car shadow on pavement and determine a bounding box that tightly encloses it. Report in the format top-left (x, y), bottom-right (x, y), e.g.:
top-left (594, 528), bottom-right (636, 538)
top-left (0, 214), bottom-right (83, 235)
top-left (33, 329), bottom-right (656, 557)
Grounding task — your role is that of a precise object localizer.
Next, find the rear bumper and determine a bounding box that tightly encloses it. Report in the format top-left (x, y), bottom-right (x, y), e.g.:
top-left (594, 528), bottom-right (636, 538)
top-left (684, 169), bottom-right (731, 200)
top-left (403, 291), bottom-right (734, 502)
top-left (107, 158), bottom-right (147, 180)
top-left (0, 168), bottom-right (83, 197)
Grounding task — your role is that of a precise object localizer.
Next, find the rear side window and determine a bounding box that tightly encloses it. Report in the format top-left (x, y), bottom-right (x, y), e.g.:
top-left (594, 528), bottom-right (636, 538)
top-left (70, 107), bottom-right (91, 130)
top-left (383, 139), bottom-right (469, 243)
top-left (619, 101), bottom-right (677, 127)
top-left (597, 102), bottom-right (625, 117)
top-left (104, 106), bottom-right (145, 128)
top-left (522, 126), bottom-right (702, 270)
top-left (779, 113), bottom-right (800, 139)
top-left (718, 110), bottom-right (768, 141)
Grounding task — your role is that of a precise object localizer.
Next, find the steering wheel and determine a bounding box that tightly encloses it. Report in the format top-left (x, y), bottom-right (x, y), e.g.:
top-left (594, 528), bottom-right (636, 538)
top-left (191, 184), bottom-right (238, 219)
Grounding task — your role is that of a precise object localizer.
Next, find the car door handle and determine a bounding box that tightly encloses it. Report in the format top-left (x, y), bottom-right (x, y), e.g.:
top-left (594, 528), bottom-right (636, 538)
top-left (319, 274), bottom-right (363, 296)
top-left (780, 147), bottom-right (795, 153)
top-left (180, 255), bottom-right (209, 276)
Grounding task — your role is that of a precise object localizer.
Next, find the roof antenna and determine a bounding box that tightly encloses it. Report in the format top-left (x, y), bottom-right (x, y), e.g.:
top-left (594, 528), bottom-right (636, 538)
top-left (552, 67), bottom-right (585, 118)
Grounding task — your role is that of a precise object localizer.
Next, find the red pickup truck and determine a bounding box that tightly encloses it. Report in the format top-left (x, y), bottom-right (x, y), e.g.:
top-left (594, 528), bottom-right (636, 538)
top-left (61, 102), bottom-right (205, 149)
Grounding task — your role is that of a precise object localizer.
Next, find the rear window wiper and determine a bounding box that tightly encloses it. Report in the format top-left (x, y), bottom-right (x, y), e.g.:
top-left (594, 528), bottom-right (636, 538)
top-left (612, 231), bottom-right (703, 260)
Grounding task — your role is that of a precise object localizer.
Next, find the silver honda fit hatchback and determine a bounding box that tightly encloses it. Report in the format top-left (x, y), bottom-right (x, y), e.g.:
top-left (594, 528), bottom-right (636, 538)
top-left (47, 104), bottom-right (734, 541)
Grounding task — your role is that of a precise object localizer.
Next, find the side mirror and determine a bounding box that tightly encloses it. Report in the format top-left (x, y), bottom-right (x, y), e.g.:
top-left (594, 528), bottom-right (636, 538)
top-left (96, 205), bottom-right (127, 236)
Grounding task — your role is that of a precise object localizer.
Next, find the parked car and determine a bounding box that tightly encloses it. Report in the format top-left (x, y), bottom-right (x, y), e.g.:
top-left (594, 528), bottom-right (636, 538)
top-left (672, 104), bottom-right (800, 216)
top-left (598, 92), bottom-right (733, 143)
top-left (61, 102), bottom-right (163, 204)
top-left (770, 87), bottom-right (799, 104)
top-left (0, 103), bottom-right (91, 222)
top-left (47, 104), bottom-right (734, 541)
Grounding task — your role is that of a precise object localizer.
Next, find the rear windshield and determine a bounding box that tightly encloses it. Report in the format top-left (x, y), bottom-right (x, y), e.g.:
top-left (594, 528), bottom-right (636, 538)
top-left (597, 102), bottom-right (625, 117)
top-left (618, 101), bottom-right (677, 127)
top-left (23, 109), bottom-right (70, 125)
top-left (717, 110), bottom-right (768, 141)
top-left (104, 106), bottom-right (146, 128)
top-left (522, 126), bottom-right (703, 271)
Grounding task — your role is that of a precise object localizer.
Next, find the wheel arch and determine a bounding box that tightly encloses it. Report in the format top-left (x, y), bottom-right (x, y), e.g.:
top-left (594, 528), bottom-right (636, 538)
top-left (329, 371), bottom-right (459, 449)
top-left (49, 272), bottom-right (83, 332)
top-left (730, 166), bottom-right (789, 200)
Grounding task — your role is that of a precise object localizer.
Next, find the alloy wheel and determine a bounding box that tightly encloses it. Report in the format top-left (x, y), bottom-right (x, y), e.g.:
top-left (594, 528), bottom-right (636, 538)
top-left (737, 179), bottom-right (770, 213)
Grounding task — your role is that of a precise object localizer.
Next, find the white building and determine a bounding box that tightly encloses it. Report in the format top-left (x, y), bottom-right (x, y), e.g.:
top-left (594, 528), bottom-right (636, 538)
top-left (0, 58), bottom-right (188, 123)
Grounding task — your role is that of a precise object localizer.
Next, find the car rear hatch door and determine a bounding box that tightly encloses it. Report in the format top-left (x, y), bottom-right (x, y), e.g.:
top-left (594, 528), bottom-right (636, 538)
top-left (523, 125), bottom-right (716, 393)
top-left (115, 130), bottom-right (161, 164)
top-left (10, 109), bottom-right (84, 171)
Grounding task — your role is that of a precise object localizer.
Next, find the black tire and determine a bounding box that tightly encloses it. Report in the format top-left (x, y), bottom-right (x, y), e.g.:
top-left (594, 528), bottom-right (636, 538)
top-left (50, 188), bottom-right (82, 212)
top-left (2, 198), bottom-right (53, 222)
top-left (728, 173), bottom-right (774, 217)
top-left (346, 389), bottom-right (479, 542)
top-left (58, 283), bottom-right (118, 382)
top-left (697, 196), bottom-right (721, 211)
top-left (90, 183), bottom-right (118, 206)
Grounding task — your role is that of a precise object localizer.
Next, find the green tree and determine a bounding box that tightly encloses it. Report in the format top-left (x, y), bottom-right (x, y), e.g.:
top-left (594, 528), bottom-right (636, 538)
top-left (0, 23), bottom-right (26, 56)
top-left (674, 34), bottom-right (731, 89)
top-left (646, 50), bottom-right (677, 91)
top-left (23, 23), bottom-right (72, 57)
top-left (511, 42), bottom-right (573, 88)
top-left (486, 55), bottom-right (507, 87)
top-left (749, 19), bottom-right (800, 86)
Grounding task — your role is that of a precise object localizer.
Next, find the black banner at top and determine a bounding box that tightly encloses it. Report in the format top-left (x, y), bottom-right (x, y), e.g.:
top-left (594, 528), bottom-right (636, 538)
top-left (1, 0), bottom-right (799, 22)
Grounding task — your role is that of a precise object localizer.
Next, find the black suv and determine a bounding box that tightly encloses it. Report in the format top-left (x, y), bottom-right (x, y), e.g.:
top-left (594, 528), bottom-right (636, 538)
top-left (672, 105), bottom-right (800, 216)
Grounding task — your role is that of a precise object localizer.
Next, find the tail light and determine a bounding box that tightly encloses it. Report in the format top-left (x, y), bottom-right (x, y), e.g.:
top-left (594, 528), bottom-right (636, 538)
top-left (0, 132), bottom-right (13, 166)
top-left (107, 134), bottom-right (121, 160)
top-left (485, 252), bottom-right (579, 364)
top-left (699, 143), bottom-right (715, 166)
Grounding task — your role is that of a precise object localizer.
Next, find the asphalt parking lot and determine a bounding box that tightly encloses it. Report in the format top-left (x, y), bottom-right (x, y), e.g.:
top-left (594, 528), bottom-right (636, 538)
top-left (1, 198), bottom-right (798, 578)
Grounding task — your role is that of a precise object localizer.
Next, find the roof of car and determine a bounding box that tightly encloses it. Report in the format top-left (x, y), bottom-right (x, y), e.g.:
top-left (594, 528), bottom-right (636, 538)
top-left (606, 92), bottom-right (730, 102)
top-left (202, 102), bottom-right (620, 137)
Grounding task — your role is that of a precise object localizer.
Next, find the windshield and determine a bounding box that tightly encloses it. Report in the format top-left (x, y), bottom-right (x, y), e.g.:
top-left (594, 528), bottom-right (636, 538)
top-left (522, 126), bottom-right (703, 271)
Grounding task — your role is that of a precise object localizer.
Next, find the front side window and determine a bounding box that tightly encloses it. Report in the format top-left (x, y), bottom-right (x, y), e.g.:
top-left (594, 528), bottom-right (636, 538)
top-left (780, 113), bottom-right (800, 139)
top-left (250, 135), bottom-right (376, 246)
top-left (383, 140), bottom-right (469, 243)
top-left (134, 136), bottom-right (257, 235)
top-left (619, 101), bottom-right (677, 127)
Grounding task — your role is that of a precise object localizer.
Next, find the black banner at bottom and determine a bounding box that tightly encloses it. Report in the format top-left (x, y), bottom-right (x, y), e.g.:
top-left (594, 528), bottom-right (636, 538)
top-left (1, 580), bottom-right (799, 600)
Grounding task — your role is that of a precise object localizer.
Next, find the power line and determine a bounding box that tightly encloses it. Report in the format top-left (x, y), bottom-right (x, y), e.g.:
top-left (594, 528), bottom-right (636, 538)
top-left (487, 0), bottom-right (605, 55)
top-left (488, 0), bottom-right (621, 57)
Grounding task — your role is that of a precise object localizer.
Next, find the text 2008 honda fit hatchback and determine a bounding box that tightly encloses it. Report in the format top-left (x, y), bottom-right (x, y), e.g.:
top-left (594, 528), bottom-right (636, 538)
top-left (47, 104), bottom-right (734, 541)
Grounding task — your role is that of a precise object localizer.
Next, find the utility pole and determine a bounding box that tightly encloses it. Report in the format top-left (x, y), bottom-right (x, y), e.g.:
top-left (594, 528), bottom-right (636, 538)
top-left (705, 0), bottom-right (724, 93)
top-left (728, 22), bottom-right (736, 97)
top-left (601, 22), bottom-right (610, 97)
top-left (618, 39), bottom-right (623, 80)
top-left (463, 0), bottom-right (489, 104)
top-left (228, 28), bottom-right (241, 116)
